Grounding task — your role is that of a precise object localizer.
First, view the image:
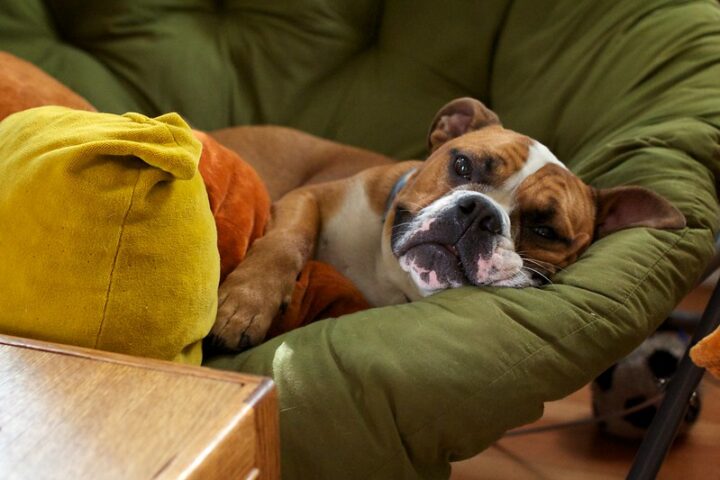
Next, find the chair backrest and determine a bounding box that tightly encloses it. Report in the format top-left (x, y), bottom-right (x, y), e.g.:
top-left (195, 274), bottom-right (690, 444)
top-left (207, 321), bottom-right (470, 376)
top-left (0, 0), bottom-right (514, 159)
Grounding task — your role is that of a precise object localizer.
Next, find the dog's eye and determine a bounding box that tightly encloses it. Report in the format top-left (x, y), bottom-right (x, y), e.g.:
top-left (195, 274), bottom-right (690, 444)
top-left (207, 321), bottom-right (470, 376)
top-left (531, 226), bottom-right (559, 240)
top-left (453, 155), bottom-right (473, 179)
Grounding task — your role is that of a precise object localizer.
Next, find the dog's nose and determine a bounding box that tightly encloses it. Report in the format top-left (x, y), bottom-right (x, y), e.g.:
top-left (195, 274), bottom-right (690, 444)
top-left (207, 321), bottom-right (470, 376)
top-left (456, 196), bottom-right (503, 234)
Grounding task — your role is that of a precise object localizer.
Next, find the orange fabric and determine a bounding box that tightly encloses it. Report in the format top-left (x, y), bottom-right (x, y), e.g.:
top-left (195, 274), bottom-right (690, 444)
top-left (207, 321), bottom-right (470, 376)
top-left (0, 52), bottom-right (95, 122)
top-left (690, 328), bottom-right (720, 379)
top-left (193, 131), bottom-right (271, 282)
top-left (267, 261), bottom-right (371, 339)
top-left (0, 50), bottom-right (370, 336)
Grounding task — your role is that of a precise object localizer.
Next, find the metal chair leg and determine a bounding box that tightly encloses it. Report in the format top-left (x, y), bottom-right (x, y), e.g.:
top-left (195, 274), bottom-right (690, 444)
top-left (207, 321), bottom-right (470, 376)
top-left (626, 280), bottom-right (720, 479)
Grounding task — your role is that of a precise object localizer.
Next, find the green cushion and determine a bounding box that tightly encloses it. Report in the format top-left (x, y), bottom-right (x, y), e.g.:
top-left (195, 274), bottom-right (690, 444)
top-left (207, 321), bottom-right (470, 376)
top-left (2, 1), bottom-right (719, 478)
top-left (0, 0), bottom-right (509, 159)
top-left (0, 107), bottom-right (219, 364)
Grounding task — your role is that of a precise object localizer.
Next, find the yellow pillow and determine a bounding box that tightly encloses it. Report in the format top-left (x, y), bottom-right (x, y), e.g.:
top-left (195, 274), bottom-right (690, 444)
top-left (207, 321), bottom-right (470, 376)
top-left (0, 106), bottom-right (219, 364)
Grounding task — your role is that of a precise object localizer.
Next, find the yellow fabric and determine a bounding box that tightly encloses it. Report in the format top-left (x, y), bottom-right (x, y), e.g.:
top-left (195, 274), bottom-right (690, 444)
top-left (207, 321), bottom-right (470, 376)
top-left (0, 106), bottom-right (219, 364)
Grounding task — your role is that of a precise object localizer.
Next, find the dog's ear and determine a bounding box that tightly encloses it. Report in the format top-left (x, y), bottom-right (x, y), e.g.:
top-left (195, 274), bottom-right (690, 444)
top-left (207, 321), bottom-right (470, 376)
top-left (594, 186), bottom-right (686, 238)
top-left (428, 97), bottom-right (501, 152)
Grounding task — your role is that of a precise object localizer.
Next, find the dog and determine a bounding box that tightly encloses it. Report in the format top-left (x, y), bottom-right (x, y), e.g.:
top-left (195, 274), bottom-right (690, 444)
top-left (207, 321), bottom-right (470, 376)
top-left (209, 97), bottom-right (686, 351)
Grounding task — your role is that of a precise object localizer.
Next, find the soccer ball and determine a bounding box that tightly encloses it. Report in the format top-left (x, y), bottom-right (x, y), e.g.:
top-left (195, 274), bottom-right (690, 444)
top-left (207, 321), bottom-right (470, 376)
top-left (590, 330), bottom-right (701, 439)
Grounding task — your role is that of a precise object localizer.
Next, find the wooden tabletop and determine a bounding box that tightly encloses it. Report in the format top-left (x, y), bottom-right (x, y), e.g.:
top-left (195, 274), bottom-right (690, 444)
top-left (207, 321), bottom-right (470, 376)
top-left (0, 334), bottom-right (279, 479)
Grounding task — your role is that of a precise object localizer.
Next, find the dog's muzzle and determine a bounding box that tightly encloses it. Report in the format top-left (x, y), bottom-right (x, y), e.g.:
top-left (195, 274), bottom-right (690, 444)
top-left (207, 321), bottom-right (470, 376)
top-left (391, 190), bottom-right (531, 295)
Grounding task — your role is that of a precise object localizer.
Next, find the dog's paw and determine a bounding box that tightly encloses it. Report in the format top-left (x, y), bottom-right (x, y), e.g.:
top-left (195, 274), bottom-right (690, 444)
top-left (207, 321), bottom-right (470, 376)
top-left (210, 275), bottom-right (293, 352)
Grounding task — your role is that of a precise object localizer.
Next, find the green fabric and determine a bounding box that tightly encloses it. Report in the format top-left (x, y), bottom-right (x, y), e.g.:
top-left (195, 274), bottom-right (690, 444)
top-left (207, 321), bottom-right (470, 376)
top-left (0, 0), bottom-right (509, 159)
top-left (1, 1), bottom-right (719, 478)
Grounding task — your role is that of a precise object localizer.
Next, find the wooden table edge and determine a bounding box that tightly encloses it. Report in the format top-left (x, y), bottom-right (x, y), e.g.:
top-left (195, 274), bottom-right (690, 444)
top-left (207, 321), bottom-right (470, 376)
top-left (0, 333), bottom-right (268, 386)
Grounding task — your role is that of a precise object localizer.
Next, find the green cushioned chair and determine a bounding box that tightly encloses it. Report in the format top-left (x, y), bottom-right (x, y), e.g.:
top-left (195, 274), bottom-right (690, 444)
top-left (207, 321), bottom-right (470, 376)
top-left (2, 1), bottom-right (719, 478)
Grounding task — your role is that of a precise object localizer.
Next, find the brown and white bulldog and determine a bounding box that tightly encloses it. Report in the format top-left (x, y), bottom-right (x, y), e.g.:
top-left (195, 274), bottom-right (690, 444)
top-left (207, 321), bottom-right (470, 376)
top-left (210, 97), bottom-right (686, 350)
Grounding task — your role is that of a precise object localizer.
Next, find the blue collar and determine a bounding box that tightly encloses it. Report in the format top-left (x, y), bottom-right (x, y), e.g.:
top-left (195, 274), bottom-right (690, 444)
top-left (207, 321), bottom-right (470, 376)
top-left (383, 168), bottom-right (416, 221)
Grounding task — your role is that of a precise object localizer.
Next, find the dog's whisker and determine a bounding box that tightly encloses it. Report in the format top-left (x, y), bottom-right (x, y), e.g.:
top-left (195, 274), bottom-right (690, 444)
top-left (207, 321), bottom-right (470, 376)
top-left (518, 255), bottom-right (567, 275)
top-left (519, 256), bottom-right (553, 270)
top-left (391, 221), bottom-right (415, 229)
top-left (521, 265), bottom-right (553, 285)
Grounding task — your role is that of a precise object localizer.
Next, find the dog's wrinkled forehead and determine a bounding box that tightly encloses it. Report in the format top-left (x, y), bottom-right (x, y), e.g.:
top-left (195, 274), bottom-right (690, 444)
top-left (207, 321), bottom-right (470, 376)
top-left (404, 127), bottom-right (567, 215)
top-left (504, 141), bottom-right (566, 191)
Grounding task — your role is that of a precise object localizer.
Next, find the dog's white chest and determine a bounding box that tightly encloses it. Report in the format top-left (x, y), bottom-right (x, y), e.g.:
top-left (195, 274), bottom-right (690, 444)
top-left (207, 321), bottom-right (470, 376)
top-left (316, 180), bottom-right (407, 306)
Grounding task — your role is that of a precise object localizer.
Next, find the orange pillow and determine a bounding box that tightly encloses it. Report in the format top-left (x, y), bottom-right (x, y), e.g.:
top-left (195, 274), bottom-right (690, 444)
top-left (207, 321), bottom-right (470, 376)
top-left (194, 131), bottom-right (270, 282)
top-left (690, 328), bottom-right (720, 379)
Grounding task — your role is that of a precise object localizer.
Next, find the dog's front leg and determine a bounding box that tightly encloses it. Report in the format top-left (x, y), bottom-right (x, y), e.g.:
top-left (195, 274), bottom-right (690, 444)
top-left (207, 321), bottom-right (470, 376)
top-left (211, 188), bottom-right (320, 351)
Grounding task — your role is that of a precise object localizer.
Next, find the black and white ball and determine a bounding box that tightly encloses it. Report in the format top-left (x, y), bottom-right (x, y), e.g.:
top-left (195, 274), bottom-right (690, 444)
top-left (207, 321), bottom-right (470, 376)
top-left (591, 330), bottom-right (701, 439)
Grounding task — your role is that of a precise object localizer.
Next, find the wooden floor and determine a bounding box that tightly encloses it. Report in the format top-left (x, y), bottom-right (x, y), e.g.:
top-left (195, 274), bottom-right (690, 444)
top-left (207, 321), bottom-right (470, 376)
top-left (451, 285), bottom-right (720, 480)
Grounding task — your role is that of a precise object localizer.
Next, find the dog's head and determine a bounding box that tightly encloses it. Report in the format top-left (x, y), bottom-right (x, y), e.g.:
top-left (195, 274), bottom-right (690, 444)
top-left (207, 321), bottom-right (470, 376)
top-left (383, 98), bottom-right (686, 297)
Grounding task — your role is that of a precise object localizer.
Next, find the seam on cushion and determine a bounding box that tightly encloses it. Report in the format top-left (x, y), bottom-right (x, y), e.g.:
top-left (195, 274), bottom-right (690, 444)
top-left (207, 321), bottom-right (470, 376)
top-left (367, 227), bottom-right (693, 477)
top-left (94, 169), bottom-right (142, 348)
top-left (487, 0), bottom-right (516, 106)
